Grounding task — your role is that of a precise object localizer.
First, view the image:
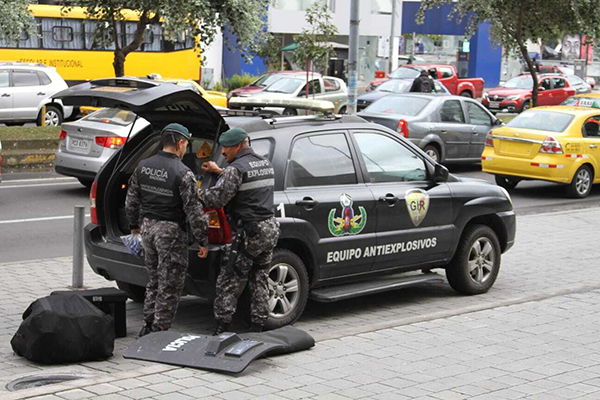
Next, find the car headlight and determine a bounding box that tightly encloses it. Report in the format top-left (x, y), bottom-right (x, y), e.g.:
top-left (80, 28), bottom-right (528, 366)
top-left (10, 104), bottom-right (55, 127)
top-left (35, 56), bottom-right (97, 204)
top-left (499, 186), bottom-right (513, 207)
top-left (506, 95), bottom-right (520, 101)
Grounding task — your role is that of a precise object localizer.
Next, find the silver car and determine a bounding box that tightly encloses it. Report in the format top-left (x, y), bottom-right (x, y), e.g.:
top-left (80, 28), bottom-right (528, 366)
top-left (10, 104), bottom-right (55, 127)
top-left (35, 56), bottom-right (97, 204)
top-left (55, 108), bottom-right (149, 186)
top-left (359, 94), bottom-right (503, 164)
top-left (0, 62), bottom-right (73, 126)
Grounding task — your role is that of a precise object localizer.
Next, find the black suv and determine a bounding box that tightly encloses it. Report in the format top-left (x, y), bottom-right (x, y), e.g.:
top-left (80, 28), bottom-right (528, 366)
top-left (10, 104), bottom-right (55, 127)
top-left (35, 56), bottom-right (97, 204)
top-left (56, 78), bottom-right (516, 330)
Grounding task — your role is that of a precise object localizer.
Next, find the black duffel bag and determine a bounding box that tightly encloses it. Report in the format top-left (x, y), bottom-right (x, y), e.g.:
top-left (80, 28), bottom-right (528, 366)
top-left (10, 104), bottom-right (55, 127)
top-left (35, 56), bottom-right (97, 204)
top-left (11, 294), bottom-right (115, 364)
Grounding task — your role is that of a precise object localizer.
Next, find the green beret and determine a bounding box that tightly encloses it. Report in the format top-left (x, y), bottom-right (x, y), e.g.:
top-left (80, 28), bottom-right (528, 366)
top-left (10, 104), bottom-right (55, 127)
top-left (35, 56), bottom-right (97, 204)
top-left (162, 123), bottom-right (191, 140)
top-left (219, 127), bottom-right (248, 146)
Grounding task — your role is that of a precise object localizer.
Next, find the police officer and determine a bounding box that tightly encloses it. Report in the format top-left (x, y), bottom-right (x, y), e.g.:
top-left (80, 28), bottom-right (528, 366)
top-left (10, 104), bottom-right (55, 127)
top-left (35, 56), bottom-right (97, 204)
top-left (410, 69), bottom-right (436, 93)
top-left (200, 127), bottom-right (280, 335)
top-left (126, 123), bottom-right (209, 337)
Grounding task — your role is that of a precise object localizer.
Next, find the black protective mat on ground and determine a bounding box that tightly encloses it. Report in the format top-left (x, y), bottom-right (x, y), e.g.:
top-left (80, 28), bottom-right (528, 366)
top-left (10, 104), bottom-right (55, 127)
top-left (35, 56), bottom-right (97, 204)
top-left (123, 326), bottom-right (315, 374)
top-left (11, 294), bottom-right (115, 364)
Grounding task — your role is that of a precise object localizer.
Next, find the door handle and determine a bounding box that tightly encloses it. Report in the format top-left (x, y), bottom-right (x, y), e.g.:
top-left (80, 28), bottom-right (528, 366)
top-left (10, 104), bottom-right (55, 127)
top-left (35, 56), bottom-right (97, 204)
top-left (590, 145), bottom-right (598, 149)
top-left (37, 92), bottom-right (46, 96)
top-left (295, 197), bottom-right (318, 209)
top-left (1, 93), bottom-right (9, 97)
top-left (379, 194), bottom-right (399, 206)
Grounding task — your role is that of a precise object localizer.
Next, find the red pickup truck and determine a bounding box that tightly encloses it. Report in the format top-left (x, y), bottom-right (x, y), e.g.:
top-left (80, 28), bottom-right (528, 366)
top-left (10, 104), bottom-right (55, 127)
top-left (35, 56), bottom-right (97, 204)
top-left (368, 64), bottom-right (485, 98)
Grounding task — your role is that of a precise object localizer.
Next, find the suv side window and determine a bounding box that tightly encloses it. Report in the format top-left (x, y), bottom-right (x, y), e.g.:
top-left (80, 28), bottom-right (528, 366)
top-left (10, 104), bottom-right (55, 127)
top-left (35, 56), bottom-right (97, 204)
top-left (286, 133), bottom-right (357, 188)
top-left (37, 71), bottom-right (52, 86)
top-left (0, 71), bottom-right (9, 88)
top-left (466, 101), bottom-right (492, 125)
top-left (551, 78), bottom-right (566, 89)
top-left (12, 70), bottom-right (41, 87)
top-left (354, 132), bottom-right (427, 183)
top-left (440, 100), bottom-right (465, 123)
top-left (323, 78), bottom-right (340, 92)
top-left (299, 79), bottom-right (321, 96)
top-left (439, 67), bottom-right (453, 78)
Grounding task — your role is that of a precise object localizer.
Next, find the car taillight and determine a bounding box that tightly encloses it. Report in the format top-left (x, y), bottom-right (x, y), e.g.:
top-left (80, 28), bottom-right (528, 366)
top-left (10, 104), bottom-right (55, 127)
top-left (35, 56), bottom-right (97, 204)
top-left (397, 119), bottom-right (409, 138)
top-left (96, 136), bottom-right (126, 149)
top-left (59, 130), bottom-right (67, 140)
top-left (539, 136), bottom-right (563, 154)
top-left (90, 181), bottom-right (98, 225)
top-left (204, 208), bottom-right (232, 245)
top-left (485, 131), bottom-right (494, 147)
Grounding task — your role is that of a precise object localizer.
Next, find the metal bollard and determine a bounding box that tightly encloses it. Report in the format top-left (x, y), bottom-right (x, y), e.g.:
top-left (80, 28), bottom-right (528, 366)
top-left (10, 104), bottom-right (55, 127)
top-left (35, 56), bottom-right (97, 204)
top-left (40, 105), bottom-right (46, 127)
top-left (72, 205), bottom-right (85, 288)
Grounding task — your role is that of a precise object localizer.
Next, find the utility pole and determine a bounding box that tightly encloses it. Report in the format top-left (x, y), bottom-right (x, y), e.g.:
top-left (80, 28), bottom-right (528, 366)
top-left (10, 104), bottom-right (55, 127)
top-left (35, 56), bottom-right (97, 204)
top-left (348, 0), bottom-right (360, 114)
top-left (388, 0), bottom-right (397, 74)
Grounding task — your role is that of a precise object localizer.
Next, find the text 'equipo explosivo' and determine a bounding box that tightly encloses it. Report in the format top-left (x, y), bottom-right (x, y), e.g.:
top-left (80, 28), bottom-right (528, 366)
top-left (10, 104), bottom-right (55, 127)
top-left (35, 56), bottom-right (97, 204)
top-left (326, 237), bottom-right (438, 263)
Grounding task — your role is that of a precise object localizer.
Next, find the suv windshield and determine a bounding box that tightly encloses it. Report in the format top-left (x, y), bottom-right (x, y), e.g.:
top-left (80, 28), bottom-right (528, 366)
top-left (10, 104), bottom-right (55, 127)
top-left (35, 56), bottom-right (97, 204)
top-left (503, 76), bottom-right (533, 90)
top-left (85, 108), bottom-right (137, 126)
top-left (507, 110), bottom-right (574, 132)
top-left (264, 78), bottom-right (304, 94)
top-left (376, 80), bottom-right (412, 93)
top-left (389, 67), bottom-right (421, 79)
top-left (366, 96), bottom-right (431, 116)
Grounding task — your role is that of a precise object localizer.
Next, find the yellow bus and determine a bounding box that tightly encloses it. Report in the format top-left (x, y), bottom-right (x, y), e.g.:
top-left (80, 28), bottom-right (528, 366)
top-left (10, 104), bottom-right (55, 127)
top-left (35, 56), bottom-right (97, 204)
top-left (0, 5), bottom-right (202, 85)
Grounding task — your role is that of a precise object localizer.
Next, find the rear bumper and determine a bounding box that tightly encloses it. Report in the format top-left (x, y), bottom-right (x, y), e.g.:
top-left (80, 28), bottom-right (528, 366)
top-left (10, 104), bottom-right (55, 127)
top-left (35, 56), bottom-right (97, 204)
top-left (84, 224), bottom-right (220, 299)
top-left (54, 149), bottom-right (110, 180)
top-left (498, 210), bottom-right (516, 253)
top-left (482, 150), bottom-right (577, 184)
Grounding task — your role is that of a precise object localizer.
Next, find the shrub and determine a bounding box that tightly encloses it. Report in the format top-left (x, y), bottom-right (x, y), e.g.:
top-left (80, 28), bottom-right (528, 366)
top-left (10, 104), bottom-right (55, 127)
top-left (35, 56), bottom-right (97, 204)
top-left (225, 73), bottom-right (258, 92)
top-left (212, 81), bottom-right (224, 92)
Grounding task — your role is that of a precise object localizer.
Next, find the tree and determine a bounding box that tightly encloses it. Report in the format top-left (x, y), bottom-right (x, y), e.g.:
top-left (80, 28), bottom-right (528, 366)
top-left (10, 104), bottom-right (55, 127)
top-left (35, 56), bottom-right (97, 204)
top-left (62, 0), bottom-right (270, 77)
top-left (255, 32), bottom-right (283, 72)
top-left (417, 0), bottom-right (600, 107)
top-left (0, 0), bottom-right (35, 42)
top-left (292, 1), bottom-right (338, 97)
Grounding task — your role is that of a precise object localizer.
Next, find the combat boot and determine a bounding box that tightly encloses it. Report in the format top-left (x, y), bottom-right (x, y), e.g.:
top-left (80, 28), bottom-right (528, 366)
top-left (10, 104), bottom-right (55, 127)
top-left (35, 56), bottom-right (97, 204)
top-left (138, 324), bottom-right (152, 338)
top-left (213, 321), bottom-right (230, 336)
top-left (249, 322), bottom-right (264, 333)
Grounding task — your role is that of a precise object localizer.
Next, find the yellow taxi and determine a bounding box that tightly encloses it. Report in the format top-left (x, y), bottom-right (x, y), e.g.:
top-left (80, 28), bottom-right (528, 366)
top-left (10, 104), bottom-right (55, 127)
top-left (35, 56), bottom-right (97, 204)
top-left (482, 105), bottom-right (600, 198)
top-left (561, 92), bottom-right (600, 107)
top-left (81, 77), bottom-right (227, 115)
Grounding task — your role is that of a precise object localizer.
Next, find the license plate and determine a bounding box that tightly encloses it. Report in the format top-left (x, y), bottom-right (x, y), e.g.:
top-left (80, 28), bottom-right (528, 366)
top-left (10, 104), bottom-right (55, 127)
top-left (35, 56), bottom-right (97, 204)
top-left (69, 137), bottom-right (91, 153)
top-left (489, 101), bottom-right (501, 109)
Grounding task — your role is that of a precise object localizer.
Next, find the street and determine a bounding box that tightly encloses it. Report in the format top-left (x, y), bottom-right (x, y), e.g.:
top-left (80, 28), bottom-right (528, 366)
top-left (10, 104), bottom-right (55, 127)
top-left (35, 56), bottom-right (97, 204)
top-left (1, 167), bottom-right (599, 264)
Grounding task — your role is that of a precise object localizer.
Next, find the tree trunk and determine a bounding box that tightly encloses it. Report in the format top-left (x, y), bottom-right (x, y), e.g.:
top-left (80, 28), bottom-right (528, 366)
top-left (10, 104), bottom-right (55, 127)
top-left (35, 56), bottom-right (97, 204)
top-left (113, 50), bottom-right (125, 77)
top-left (111, 11), bottom-right (150, 77)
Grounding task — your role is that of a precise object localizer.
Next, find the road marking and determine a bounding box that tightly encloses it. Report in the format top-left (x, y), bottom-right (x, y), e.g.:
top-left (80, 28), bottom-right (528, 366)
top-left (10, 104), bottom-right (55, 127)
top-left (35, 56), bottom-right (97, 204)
top-left (0, 182), bottom-right (82, 189)
top-left (0, 214), bottom-right (90, 224)
top-left (1, 177), bottom-right (76, 183)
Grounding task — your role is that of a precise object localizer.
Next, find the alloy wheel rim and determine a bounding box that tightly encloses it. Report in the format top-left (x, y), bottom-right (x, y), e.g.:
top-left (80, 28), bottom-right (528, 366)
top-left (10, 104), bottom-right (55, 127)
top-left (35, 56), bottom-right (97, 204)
top-left (426, 149), bottom-right (438, 161)
top-left (268, 262), bottom-right (300, 319)
top-left (45, 111), bottom-right (59, 126)
top-left (468, 237), bottom-right (495, 284)
top-left (576, 169), bottom-right (591, 195)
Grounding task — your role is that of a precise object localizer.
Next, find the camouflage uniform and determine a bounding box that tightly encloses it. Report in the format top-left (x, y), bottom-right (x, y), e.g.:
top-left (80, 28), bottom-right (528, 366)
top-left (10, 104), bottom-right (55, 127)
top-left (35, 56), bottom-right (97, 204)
top-left (126, 161), bottom-right (208, 332)
top-left (200, 160), bottom-right (280, 325)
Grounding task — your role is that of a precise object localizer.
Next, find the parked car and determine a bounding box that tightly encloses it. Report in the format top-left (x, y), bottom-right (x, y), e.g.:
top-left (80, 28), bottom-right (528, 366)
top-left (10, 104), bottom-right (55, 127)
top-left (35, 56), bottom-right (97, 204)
top-left (482, 74), bottom-right (576, 113)
top-left (230, 75), bottom-right (348, 114)
top-left (0, 62), bottom-right (73, 126)
top-left (161, 78), bottom-right (227, 108)
top-left (482, 106), bottom-right (600, 198)
top-left (55, 108), bottom-right (150, 187)
top-left (565, 74), bottom-right (592, 95)
top-left (54, 78), bottom-right (515, 330)
top-left (538, 65), bottom-right (596, 89)
top-left (368, 64), bottom-right (485, 98)
top-left (359, 94), bottom-right (502, 163)
top-left (228, 71), bottom-right (321, 101)
top-left (357, 78), bottom-right (449, 111)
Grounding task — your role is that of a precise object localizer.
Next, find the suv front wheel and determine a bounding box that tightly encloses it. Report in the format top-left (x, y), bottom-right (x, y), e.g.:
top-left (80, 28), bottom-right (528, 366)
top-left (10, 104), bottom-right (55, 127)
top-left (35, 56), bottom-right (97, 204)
top-left (446, 224), bottom-right (501, 295)
top-left (37, 105), bottom-right (63, 126)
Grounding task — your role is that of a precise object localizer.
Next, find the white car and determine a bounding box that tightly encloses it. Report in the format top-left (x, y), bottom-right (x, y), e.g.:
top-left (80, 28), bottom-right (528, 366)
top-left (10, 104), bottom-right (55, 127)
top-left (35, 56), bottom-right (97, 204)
top-left (0, 62), bottom-right (73, 126)
top-left (235, 75), bottom-right (349, 115)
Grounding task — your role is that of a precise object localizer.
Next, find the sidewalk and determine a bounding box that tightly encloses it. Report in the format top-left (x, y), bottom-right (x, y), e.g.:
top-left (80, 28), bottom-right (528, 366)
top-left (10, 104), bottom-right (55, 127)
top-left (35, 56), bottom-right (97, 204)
top-left (2, 207), bottom-right (600, 399)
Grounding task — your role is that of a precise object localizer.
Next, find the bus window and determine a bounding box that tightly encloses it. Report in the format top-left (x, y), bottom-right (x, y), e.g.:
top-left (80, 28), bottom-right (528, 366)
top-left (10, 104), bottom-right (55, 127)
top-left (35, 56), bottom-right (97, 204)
top-left (42, 19), bottom-right (84, 49)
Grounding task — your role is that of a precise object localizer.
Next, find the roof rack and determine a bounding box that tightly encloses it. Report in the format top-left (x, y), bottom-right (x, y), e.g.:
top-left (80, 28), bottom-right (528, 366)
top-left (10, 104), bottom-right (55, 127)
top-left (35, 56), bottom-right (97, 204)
top-left (265, 114), bottom-right (342, 125)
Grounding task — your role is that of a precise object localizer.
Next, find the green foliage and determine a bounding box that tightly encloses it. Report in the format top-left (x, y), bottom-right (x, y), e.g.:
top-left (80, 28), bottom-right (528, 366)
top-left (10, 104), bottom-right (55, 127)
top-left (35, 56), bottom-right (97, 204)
top-left (212, 81), bottom-right (224, 92)
top-left (61, 0), bottom-right (270, 77)
top-left (292, 1), bottom-right (338, 73)
top-left (255, 33), bottom-right (283, 72)
top-left (225, 73), bottom-right (258, 92)
top-left (0, 0), bottom-right (35, 42)
top-left (417, 0), bottom-right (600, 106)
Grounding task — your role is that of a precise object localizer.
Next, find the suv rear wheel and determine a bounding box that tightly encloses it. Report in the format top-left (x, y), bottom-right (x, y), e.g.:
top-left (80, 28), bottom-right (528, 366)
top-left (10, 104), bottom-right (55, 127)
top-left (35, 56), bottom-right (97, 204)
top-left (37, 105), bottom-right (63, 126)
top-left (117, 281), bottom-right (146, 302)
top-left (239, 249), bottom-right (309, 330)
top-left (446, 224), bottom-right (501, 295)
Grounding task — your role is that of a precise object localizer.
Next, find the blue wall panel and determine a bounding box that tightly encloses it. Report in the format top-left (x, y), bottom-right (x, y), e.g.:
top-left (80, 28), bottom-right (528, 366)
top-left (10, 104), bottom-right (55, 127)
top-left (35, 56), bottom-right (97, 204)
top-left (468, 22), bottom-right (502, 87)
top-left (222, 28), bottom-right (267, 80)
top-left (402, 2), bottom-right (469, 36)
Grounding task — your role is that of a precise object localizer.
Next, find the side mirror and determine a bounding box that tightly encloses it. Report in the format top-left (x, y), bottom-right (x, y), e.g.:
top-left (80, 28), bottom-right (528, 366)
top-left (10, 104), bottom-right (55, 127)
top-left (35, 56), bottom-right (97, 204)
top-left (538, 86), bottom-right (546, 91)
top-left (433, 163), bottom-right (449, 183)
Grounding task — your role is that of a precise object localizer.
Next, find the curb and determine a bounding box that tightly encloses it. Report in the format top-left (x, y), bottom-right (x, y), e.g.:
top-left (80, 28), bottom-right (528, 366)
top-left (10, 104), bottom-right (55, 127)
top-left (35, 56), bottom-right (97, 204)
top-left (1, 139), bottom-right (58, 171)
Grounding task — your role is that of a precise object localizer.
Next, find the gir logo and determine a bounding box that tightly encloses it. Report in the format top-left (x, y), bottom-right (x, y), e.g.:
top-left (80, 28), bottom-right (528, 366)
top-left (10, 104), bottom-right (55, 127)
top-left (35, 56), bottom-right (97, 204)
top-left (405, 189), bottom-right (430, 227)
top-left (328, 193), bottom-right (367, 236)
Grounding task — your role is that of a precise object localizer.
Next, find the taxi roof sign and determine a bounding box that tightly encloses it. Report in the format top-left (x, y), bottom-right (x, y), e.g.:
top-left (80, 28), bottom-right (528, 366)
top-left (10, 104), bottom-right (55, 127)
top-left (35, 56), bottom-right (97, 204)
top-left (573, 98), bottom-right (600, 109)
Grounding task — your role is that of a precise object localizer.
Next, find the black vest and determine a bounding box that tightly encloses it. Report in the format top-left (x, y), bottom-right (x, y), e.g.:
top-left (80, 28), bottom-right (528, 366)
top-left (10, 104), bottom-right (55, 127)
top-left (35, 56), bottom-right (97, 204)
top-left (227, 148), bottom-right (275, 224)
top-left (136, 150), bottom-right (189, 225)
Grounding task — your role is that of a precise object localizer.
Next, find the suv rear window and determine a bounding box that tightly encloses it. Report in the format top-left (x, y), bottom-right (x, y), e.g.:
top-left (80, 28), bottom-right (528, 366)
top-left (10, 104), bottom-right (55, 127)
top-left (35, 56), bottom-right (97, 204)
top-left (85, 108), bottom-right (137, 126)
top-left (507, 110), bottom-right (574, 132)
top-left (366, 96), bottom-right (430, 116)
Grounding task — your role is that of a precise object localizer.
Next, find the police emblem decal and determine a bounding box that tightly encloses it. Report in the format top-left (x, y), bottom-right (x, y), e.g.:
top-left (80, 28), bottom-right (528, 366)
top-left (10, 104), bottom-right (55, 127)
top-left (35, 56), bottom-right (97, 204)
top-left (328, 193), bottom-right (367, 236)
top-left (405, 189), bottom-right (430, 227)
